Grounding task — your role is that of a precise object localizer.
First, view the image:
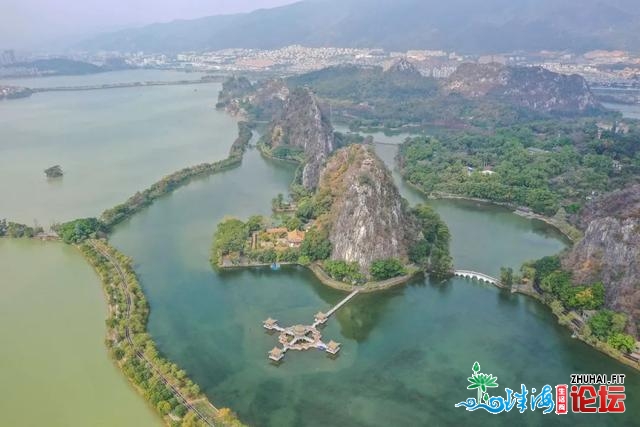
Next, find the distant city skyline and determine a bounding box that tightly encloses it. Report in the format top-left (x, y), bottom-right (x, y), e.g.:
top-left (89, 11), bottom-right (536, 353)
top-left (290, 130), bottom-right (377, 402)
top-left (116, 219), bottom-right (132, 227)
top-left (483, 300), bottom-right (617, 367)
top-left (1, 0), bottom-right (300, 51)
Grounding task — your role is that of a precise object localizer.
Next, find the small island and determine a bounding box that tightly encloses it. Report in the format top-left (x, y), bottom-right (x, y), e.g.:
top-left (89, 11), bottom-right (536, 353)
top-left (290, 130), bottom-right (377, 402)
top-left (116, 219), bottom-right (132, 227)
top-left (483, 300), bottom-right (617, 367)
top-left (212, 143), bottom-right (452, 290)
top-left (44, 165), bottom-right (63, 178)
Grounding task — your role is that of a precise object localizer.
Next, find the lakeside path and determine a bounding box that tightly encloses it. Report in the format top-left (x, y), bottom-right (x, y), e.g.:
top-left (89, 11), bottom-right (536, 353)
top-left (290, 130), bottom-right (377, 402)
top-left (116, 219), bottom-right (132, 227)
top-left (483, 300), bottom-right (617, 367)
top-left (86, 240), bottom-right (218, 426)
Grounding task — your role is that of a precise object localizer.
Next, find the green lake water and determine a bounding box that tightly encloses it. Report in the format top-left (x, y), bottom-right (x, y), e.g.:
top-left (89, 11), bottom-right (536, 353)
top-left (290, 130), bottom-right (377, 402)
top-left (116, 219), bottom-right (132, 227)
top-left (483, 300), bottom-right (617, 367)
top-left (0, 72), bottom-right (235, 225)
top-left (110, 146), bottom-right (640, 426)
top-left (0, 238), bottom-right (160, 426)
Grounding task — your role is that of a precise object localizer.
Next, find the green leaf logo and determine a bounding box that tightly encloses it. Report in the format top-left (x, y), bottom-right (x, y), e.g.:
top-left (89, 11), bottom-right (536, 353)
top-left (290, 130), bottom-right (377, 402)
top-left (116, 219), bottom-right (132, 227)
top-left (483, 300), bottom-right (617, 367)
top-left (467, 362), bottom-right (499, 403)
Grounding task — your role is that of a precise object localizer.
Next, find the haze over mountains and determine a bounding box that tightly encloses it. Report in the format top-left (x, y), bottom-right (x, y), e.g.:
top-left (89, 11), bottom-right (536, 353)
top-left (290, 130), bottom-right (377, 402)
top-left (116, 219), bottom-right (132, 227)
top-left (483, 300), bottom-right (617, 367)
top-left (79, 0), bottom-right (640, 54)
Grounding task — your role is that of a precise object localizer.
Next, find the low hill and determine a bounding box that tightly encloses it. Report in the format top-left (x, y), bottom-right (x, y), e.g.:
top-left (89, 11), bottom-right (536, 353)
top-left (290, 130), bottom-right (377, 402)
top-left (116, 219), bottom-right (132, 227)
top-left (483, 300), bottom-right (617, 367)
top-left (444, 63), bottom-right (599, 113)
top-left (261, 87), bottom-right (335, 189)
top-left (319, 145), bottom-right (416, 272)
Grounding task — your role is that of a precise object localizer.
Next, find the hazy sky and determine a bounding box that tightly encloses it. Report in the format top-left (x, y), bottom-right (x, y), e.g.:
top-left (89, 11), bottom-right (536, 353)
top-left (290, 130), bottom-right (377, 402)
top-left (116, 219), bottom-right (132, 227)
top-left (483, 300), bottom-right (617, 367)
top-left (1, 0), bottom-right (299, 50)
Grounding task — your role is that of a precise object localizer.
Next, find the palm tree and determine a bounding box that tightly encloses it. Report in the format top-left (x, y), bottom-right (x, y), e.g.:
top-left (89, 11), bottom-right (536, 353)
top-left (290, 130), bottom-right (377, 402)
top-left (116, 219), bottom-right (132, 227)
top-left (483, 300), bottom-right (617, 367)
top-left (466, 362), bottom-right (499, 403)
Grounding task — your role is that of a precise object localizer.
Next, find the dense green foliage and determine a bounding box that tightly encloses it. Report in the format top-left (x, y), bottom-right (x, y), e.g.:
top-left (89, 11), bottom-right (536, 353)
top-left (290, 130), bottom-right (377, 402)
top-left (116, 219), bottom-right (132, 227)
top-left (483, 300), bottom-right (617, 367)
top-left (370, 258), bottom-right (407, 281)
top-left (56, 217), bottom-right (102, 243)
top-left (211, 216), bottom-right (309, 266)
top-left (532, 256), bottom-right (562, 286)
top-left (399, 121), bottom-right (640, 216)
top-left (269, 145), bottom-right (305, 162)
top-left (299, 228), bottom-right (332, 261)
top-left (607, 332), bottom-right (637, 353)
top-left (102, 122), bottom-right (251, 229)
top-left (409, 204), bottom-right (452, 279)
top-left (323, 260), bottom-right (365, 284)
top-left (524, 256), bottom-right (635, 353)
top-left (588, 310), bottom-right (627, 340)
top-left (81, 241), bottom-right (244, 427)
top-left (212, 219), bottom-right (249, 259)
top-left (0, 219), bottom-right (42, 238)
top-left (499, 267), bottom-right (514, 288)
top-left (289, 65), bottom-right (438, 105)
top-left (540, 271), bottom-right (605, 310)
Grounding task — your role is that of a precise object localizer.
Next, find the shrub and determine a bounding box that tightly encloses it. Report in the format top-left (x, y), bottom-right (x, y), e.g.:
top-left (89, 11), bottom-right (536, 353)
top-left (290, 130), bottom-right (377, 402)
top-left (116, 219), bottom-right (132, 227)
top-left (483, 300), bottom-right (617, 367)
top-left (370, 258), bottom-right (406, 281)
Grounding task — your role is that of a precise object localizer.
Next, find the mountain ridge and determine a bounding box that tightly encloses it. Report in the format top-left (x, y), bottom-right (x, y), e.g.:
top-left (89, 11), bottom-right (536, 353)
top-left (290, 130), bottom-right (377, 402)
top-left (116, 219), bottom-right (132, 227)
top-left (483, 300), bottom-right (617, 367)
top-left (78, 0), bottom-right (640, 54)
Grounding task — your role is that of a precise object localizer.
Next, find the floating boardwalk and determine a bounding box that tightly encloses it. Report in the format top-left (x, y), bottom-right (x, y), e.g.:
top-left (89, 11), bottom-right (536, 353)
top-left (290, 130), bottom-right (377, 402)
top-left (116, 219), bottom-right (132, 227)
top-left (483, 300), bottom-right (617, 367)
top-left (263, 288), bottom-right (361, 361)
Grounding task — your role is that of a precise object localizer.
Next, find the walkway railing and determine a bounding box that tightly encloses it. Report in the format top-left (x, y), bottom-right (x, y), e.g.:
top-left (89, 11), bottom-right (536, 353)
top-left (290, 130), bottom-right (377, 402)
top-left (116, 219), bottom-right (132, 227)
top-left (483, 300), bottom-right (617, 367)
top-left (453, 269), bottom-right (503, 287)
top-left (326, 288), bottom-right (360, 318)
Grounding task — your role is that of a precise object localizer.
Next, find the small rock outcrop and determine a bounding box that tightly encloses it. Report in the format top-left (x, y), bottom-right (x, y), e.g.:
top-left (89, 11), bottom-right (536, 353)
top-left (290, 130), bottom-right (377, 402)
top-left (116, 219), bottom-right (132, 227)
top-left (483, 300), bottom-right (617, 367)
top-left (563, 185), bottom-right (640, 337)
top-left (44, 165), bottom-right (63, 178)
top-left (265, 87), bottom-right (334, 189)
top-left (385, 58), bottom-right (422, 77)
top-left (444, 63), bottom-right (599, 113)
top-left (318, 145), bottom-right (416, 272)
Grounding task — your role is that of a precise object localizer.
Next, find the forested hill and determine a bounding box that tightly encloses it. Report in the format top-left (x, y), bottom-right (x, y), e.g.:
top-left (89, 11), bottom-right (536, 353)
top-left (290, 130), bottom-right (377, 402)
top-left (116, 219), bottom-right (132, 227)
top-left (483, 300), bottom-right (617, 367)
top-left (78, 0), bottom-right (640, 53)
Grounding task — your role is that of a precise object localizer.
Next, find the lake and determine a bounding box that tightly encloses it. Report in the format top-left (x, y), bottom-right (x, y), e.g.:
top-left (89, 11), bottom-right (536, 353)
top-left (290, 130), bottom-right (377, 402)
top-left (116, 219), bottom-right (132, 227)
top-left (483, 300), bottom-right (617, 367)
top-left (0, 71), bottom-right (235, 225)
top-left (0, 238), bottom-right (160, 426)
top-left (111, 144), bottom-right (638, 426)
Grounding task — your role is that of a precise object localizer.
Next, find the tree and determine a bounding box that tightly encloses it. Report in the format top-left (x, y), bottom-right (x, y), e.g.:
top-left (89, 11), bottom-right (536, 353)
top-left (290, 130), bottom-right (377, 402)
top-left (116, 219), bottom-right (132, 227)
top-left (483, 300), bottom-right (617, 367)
top-left (245, 215), bottom-right (264, 233)
top-left (157, 400), bottom-right (171, 415)
top-left (56, 217), bottom-right (102, 243)
top-left (608, 333), bottom-right (636, 353)
top-left (173, 404), bottom-right (188, 418)
top-left (271, 193), bottom-right (284, 210)
top-left (300, 228), bottom-right (332, 260)
top-left (285, 216), bottom-right (302, 231)
top-left (370, 258), bottom-right (406, 281)
top-left (588, 310), bottom-right (626, 341)
top-left (533, 256), bottom-right (561, 286)
top-left (499, 267), bottom-right (514, 287)
top-left (323, 260), bottom-right (365, 284)
top-left (212, 219), bottom-right (248, 256)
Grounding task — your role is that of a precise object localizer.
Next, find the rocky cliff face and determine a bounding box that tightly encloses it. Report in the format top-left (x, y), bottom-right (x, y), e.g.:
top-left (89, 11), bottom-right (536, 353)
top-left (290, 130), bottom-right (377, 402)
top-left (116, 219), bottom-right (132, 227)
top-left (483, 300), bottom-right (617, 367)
top-left (216, 76), bottom-right (253, 110)
top-left (319, 145), bottom-right (416, 273)
top-left (444, 63), bottom-right (599, 113)
top-left (563, 185), bottom-right (640, 336)
top-left (217, 76), bottom-right (289, 119)
top-left (266, 87), bottom-right (334, 189)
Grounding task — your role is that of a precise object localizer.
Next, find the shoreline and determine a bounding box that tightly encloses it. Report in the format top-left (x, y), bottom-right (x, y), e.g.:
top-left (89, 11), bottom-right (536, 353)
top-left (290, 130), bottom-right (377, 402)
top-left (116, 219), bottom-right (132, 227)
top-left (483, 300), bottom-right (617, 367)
top-left (513, 285), bottom-right (640, 373)
top-left (218, 260), bottom-right (418, 293)
top-left (80, 239), bottom-right (241, 426)
top-left (466, 279), bottom-right (640, 373)
top-left (400, 178), bottom-right (582, 243)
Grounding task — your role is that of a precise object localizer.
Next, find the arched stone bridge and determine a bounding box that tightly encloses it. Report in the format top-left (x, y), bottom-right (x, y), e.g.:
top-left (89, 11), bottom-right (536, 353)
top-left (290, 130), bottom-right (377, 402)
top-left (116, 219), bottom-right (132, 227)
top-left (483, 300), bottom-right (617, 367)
top-left (453, 270), bottom-right (503, 287)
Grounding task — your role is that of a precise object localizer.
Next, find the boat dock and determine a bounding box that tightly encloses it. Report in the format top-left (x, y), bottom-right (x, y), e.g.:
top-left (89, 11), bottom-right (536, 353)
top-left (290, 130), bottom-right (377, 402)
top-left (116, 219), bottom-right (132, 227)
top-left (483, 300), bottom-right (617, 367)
top-left (263, 288), bottom-right (361, 361)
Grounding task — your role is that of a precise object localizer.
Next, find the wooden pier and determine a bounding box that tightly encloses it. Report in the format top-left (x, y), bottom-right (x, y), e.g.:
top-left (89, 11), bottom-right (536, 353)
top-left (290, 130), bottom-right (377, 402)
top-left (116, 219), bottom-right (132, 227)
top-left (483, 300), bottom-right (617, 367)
top-left (263, 288), bottom-right (360, 361)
